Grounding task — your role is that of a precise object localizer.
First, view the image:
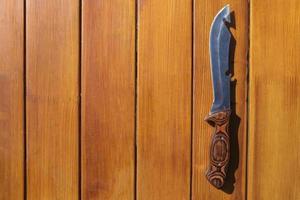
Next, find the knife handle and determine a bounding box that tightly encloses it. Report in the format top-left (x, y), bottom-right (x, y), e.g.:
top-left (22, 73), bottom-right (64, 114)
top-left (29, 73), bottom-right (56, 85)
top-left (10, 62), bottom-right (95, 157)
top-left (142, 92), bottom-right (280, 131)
top-left (204, 110), bottom-right (231, 189)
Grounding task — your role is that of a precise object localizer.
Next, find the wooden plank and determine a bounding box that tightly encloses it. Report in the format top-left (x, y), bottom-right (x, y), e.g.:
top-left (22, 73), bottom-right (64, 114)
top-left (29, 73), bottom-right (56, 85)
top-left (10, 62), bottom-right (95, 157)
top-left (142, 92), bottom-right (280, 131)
top-left (137, 0), bottom-right (192, 199)
top-left (193, 1), bottom-right (248, 199)
top-left (248, 1), bottom-right (300, 199)
top-left (26, 0), bottom-right (79, 199)
top-left (0, 1), bottom-right (24, 199)
top-left (81, 0), bottom-right (135, 199)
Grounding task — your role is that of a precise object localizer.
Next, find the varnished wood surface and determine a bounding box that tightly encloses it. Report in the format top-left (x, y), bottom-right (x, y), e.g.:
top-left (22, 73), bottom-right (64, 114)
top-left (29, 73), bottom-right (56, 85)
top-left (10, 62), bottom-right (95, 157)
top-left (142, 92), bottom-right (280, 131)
top-left (137, 0), bottom-right (192, 199)
top-left (0, 1), bottom-right (24, 199)
top-left (248, 1), bottom-right (300, 200)
top-left (26, 0), bottom-right (79, 199)
top-left (2, 1), bottom-right (300, 199)
top-left (193, 1), bottom-right (248, 199)
top-left (81, 0), bottom-right (136, 199)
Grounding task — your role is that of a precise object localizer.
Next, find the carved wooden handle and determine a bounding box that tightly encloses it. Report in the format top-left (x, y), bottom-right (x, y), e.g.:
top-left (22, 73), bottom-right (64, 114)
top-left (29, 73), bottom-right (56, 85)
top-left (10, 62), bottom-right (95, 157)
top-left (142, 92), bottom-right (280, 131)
top-left (204, 110), bottom-right (231, 188)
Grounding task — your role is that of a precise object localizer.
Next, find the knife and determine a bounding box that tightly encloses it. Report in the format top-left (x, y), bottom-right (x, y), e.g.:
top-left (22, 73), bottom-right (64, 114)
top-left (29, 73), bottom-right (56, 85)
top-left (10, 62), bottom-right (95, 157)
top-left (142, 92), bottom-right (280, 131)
top-left (204, 5), bottom-right (232, 189)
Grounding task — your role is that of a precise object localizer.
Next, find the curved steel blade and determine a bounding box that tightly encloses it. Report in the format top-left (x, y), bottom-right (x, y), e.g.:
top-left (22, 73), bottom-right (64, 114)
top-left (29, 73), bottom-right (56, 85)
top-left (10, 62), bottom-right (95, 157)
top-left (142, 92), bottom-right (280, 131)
top-left (209, 5), bottom-right (231, 114)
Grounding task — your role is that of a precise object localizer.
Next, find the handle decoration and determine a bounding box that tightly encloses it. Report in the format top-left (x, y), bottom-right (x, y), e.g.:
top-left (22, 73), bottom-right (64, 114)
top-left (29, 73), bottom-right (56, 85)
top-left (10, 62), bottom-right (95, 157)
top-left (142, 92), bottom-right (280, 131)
top-left (204, 110), bottom-right (231, 188)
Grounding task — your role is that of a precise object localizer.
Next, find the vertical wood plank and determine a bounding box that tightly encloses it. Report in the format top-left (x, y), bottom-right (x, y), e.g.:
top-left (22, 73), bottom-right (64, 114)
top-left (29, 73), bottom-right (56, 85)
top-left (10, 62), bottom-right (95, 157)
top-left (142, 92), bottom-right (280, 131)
top-left (81, 0), bottom-right (135, 199)
top-left (0, 1), bottom-right (24, 199)
top-left (193, 1), bottom-right (248, 199)
top-left (137, 0), bottom-right (192, 199)
top-left (26, 0), bottom-right (79, 199)
top-left (248, 1), bottom-right (300, 199)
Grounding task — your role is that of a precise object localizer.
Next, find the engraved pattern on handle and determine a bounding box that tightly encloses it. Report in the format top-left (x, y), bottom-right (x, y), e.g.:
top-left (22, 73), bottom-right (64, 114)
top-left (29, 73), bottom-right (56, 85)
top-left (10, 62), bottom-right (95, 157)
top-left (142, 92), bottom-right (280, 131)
top-left (204, 110), bottom-right (231, 188)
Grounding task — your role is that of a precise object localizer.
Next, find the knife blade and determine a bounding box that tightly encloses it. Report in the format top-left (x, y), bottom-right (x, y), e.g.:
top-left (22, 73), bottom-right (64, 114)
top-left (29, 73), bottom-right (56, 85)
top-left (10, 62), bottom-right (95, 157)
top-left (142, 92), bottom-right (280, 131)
top-left (204, 5), bottom-right (232, 189)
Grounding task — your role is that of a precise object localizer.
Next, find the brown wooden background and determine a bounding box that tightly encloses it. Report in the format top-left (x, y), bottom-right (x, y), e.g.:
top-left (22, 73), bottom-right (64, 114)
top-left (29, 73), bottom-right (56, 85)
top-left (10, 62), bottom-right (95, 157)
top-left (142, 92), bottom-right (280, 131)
top-left (0, 0), bottom-right (299, 199)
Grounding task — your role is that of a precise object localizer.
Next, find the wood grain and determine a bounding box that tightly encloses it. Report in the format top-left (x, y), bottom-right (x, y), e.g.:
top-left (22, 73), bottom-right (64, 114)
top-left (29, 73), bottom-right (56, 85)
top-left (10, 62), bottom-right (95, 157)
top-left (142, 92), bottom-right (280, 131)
top-left (26, 0), bottom-right (79, 199)
top-left (205, 110), bottom-right (231, 189)
top-left (81, 1), bottom-right (136, 199)
top-left (137, 0), bottom-right (192, 199)
top-left (193, 1), bottom-right (248, 199)
top-left (248, 1), bottom-right (300, 199)
top-left (0, 1), bottom-right (24, 199)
